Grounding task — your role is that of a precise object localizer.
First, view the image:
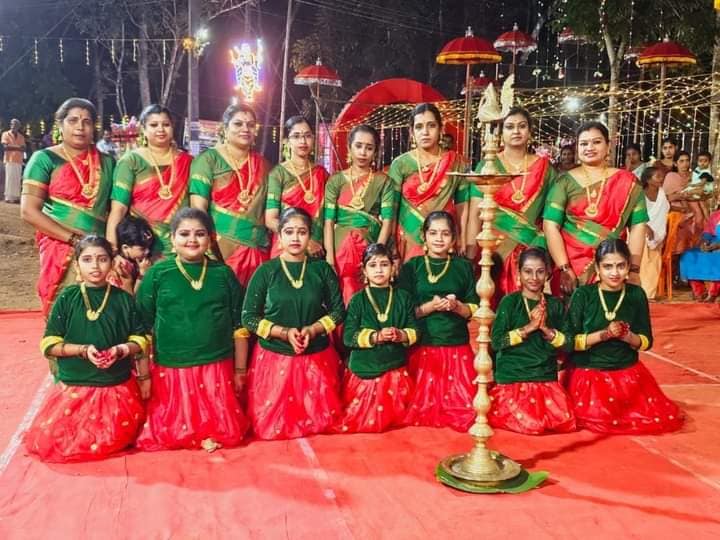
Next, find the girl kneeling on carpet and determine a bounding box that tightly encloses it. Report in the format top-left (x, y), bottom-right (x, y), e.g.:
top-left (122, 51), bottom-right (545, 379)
top-left (336, 243), bottom-right (419, 433)
top-left (563, 238), bottom-right (683, 434)
top-left (243, 207), bottom-right (346, 440)
top-left (136, 208), bottom-right (249, 451)
top-left (25, 236), bottom-right (149, 462)
top-left (489, 247), bottom-right (576, 435)
top-left (398, 211), bottom-right (479, 432)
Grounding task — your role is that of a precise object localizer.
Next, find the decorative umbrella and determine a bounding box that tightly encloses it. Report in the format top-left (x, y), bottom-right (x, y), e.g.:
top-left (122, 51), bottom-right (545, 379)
top-left (460, 71), bottom-right (496, 96)
top-left (437, 27), bottom-right (501, 157)
top-left (557, 27), bottom-right (589, 46)
top-left (294, 58), bottom-right (342, 156)
top-left (637, 38), bottom-right (696, 152)
top-left (494, 23), bottom-right (537, 75)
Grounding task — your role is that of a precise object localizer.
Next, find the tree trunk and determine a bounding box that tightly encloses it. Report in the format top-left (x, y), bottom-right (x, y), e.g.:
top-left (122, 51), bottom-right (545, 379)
top-left (708, 11), bottom-right (720, 173)
top-left (137, 10), bottom-right (152, 108)
top-left (115, 23), bottom-right (128, 118)
top-left (93, 41), bottom-right (104, 130)
top-left (602, 27), bottom-right (626, 166)
top-left (160, 40), bottom-right (182, 106)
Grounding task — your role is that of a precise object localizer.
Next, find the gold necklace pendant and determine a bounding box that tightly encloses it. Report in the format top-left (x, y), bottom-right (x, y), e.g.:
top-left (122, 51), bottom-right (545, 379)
top-left (417, 182), bottom-right (429, 194)
top-left (175, 256), bottom-right (208, 290)
top-left (598, 285), bottom-right (626, 321)
top-left (82, 183), bottom-right (97, 198)
top-left (158, 184), bottom-right (173, 200)
top-left (81, 282), bottom-right (112, 322)
top-left (365, 286), bottom-right (393, 323)
top-left (585, 203), bottom-right (599, 218)
top-left (511, 190), bottom-right (526, 203)
top-left (350, 194), bottom-right (364, 210)
top-left (237, 189), bottom-right (251, 205)
top-left (303, 191), bottom-right (316, 204)
top-left (280, 256), bottom-right (307, 289)
top-left (424, 255), bottom-right (451, 284)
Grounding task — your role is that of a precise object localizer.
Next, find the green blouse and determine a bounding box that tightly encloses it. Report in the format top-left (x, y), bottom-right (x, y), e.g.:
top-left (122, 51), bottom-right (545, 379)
top-left (242, 257), bottom-right (345, 356)
top-left (490, 292), bottom-right (567, 384)
top-left (343, 286), bottom-right (419, 379)
top-left (398, 255), bottom-right (479, 346)
top-left (40, 284), bottom-right (147, 386)
top-left (563, 283), bottom-right (652, 370)
top-left (136, 257), bottom-right (247, 367)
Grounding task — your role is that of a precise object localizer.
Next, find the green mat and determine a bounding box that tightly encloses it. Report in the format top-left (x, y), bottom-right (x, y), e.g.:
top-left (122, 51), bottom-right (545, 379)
top-left (436, 465), bottom-right (549, 494)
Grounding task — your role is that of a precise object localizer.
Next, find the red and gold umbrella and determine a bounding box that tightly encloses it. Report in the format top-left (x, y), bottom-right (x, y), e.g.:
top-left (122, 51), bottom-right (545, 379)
top-left (294, 58), bottom-right (342, 156)
top-left (461, 71), bottom-right (496, 96)
top-left (494, 23), bottom-right (537, 75)
top-left (637, 38), bottom-right (696, 151)
top-left (437, 27), bottom-right (501, 157)
top-left (557, 27), bottom-right (588, 46)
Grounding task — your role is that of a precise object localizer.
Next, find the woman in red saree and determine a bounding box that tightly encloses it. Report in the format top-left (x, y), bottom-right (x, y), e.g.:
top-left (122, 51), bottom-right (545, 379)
top-left (21, 98), bottom-right (114, 318)
top-left (106, 104), bottom-right (192, 257)
top-left (189, 104), bottom-right (271, 287)
top-left (466, 107), bottom-right (556, 295)
top-left (324, 124), bottom-right (394, 304)
top-left (543, 121), bottom-right (648, 296)
top-left (388, 103), bottom-right (469, 263)
top-left (266, 116), bottom-right (328, 258)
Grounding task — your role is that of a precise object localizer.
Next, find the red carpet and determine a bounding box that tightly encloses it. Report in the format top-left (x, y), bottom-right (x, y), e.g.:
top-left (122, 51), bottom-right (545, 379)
top-left (0, 304), bottom-right (719, 539)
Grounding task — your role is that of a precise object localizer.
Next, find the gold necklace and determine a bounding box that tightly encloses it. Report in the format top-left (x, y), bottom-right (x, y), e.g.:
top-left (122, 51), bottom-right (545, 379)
top-left (280, 256), bottom-right (307, 289)
top-left (365, 286), bottom-right (393, 323)
top-left (424, 254), bottom-right (451, 284)
top-left (345, 167), bottom-right (373, 210)
top-left (59, 145), bottom-right (98, 199)
top-left (598, 285), bottom-right (626, 321)
top-left (522, 295), bottom-right (533, 318)
top-left (286, 160), bottom-right (316, 204)
top-left (146, 146), bottom-right (176, 200)
top-left (222, 144), bottom-right (254, 208)
top-left (502, 152), bottom-right (529, 204)
top-left (412, 148), bottom-right (442, 194)
top-left (81, 282), bottom-right (112, 321)
top-left (175, 256), bottom-right (208, 290)
top-left (581, 165), bottom-right (608, 218)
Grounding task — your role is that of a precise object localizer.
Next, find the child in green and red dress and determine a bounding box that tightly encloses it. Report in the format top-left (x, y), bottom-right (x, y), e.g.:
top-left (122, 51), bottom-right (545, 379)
top-left (24, 236), bottom-right (149, 462)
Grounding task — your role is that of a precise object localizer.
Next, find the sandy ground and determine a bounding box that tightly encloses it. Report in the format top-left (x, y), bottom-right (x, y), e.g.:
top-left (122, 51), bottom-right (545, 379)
top-left (0, 201), bottom-right (40, 310)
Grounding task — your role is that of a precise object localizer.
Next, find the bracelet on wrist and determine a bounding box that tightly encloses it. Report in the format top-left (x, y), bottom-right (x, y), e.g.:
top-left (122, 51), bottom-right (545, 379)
top-left (558, 263), bottom-right (571, 273)
top-left (234, 368), bottom-right (247, 375)
top-left (629, 264), bottom-right (640, 274)
top-left (136, 373), bottom-right (151, 381)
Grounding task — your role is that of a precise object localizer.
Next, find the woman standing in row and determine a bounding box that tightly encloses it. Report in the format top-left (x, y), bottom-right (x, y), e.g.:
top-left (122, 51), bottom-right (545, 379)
top-left (189, 104), bottom-right (271, 287)
top-left (106, 104), bottom-right (192, 257)
top-left (467, 107), bottom-right (555, 294)
top-left (389, 103), bottom-right (470, 263)
top-left (22, 98), bottom-right (114, 319)
top-left (324, 124), bottom-right (395, 303)
top-left (243, 207), bottom-right (345, 440)
top-left (399, 212), bottom-right (479, 432)
top-left (266, 116), bottom-right (328, 258)
top-left (544, 122), bottom-right (648, 296)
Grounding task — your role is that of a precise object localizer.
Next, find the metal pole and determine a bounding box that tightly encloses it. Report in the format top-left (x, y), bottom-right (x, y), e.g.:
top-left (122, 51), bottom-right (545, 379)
top-left (657, 64), bottom-right (666, 155)
top-left (279, 0), bottom-right (293, 157)
top-left (463, 63), bottom-right (472, 158)
top-left (187, 0), bottom-right (201, 155)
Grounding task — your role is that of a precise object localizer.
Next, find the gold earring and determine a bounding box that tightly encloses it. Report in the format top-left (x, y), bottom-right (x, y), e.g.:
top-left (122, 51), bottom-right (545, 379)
top-left (347, 153), bottom-right (353, 166)
top-left (411, 138), bottom-right (417, 149)
top-left (423, 243), bottom-right (428, 254)
top-left (448, 247), bottom-right (454, 254)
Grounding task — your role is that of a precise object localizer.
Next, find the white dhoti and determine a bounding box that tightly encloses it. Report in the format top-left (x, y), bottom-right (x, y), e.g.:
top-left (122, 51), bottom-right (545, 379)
top-left (3, 162), bottom-right (22, 202)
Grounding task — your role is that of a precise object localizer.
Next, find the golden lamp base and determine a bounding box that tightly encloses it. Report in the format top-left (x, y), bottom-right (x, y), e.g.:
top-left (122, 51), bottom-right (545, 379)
top-left (439, 451), bottom-right (523, 487)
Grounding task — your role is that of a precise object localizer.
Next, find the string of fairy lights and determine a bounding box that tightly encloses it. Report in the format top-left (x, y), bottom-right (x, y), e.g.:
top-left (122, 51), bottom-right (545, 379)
top-left (333, 73), bottom-right (717, 166)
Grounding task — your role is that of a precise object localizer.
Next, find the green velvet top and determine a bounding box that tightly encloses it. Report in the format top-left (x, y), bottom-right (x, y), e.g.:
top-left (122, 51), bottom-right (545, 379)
top-left (397, 255), bottom-right (479, 346)
top-left (242, 257), bottom-right (345, 356)
top-left (563, 283), bottom-right (652, 370)
top-left (343, 286), bottom-right (420, 379)
top-left (42, 284), bottom-right (145, 386)
top-left (491, 292), bottom-right (567, 384)
top-left (136, 257), bottom-right (246, 367)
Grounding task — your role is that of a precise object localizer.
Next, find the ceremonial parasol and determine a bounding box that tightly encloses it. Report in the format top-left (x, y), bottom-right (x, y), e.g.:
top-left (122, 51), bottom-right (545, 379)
top-left (637, 38), bottom-right (696, 151)
top-left (494, 23), bottom-right (537, 75)
top-left (294, 58), bottom-right (342, 156)
top-left (437, 27), bottom-right (501, 157)
top-left (557, 27), bottom-right (589, 46)
top-left (461, 71), bottom-right (496, 96)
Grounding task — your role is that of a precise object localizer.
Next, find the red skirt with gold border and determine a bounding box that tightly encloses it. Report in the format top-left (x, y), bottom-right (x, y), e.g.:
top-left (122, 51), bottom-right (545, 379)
top-left (489, 381), bottom-right (576, 435)
top-left (24, 378), bottom-right (145, 462)
top-left (136, 359), bottom-right (248, 451)
top-left (334, 367), bottom-right (413, 434)
top-left (403, 344), bottom-right (476, 432)
top-left (247, 345), bottom-right (341, 440)
top-left (567, 362), bottom-right (683, 434)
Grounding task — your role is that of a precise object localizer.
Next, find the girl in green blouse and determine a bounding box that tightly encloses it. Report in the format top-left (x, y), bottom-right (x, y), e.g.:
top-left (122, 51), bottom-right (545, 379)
top-left (243, 207), bottom-right (345, 440)
top-left (564, 239), bottom-right (682, 434)
top-left (336, 243), bottom-right (418, 433)
top-left (489, 247), bottom-right (576, 434)
top-left (136, 208), bottom-right (249, 451)
top-left (398, 211), bottom-right (480, 432)
top-left (24, 236), bottom-right (149, 462)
